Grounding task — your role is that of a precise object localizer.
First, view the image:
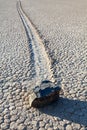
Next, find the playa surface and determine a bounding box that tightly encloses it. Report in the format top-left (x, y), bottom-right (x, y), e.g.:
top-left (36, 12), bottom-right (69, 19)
top-left (0, 0), bottom-right (87, 129)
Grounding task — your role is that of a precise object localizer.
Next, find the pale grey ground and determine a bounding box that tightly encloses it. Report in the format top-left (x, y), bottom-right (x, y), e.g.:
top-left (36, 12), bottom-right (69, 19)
top-left (21, 0), bottom-right (87, 129)
top-left (0, 0), bottom-right (87, 129)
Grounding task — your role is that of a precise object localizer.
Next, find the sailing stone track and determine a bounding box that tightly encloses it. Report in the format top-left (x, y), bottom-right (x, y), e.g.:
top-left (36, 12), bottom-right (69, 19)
top-left (17, 1), bottom-right (54, 85)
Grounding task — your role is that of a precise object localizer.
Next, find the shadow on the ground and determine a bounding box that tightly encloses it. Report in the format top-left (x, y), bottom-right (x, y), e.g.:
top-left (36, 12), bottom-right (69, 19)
top-left (39, 97), bottom-right (87, 126)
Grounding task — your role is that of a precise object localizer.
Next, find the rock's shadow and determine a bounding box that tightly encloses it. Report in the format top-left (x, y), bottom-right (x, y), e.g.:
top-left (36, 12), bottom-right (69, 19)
top-left (39, 97), bottom-right (87, 126)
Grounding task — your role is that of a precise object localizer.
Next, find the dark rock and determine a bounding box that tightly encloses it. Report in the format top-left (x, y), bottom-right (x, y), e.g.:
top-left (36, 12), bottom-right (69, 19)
top-left (29, 80), bottom-right (61, 108)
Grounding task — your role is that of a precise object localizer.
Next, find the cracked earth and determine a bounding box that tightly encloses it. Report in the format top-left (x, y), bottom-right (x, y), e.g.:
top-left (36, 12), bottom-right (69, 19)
top-left (0, 0), bottom-right (87, 129)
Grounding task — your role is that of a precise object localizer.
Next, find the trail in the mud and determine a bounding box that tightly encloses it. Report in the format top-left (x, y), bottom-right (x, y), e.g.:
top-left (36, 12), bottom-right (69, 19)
top-left (17, 1), bottom-right (55, 85)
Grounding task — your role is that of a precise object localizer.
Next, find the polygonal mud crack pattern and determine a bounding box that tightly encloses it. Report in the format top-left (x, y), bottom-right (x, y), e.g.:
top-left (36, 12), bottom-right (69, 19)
top-left (0, 0), bottom-right (36, 129)
top-left (0, 0), bottom-right (87, 129)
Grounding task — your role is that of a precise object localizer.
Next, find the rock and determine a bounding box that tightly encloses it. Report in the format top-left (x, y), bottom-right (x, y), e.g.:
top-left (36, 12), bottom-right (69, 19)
top-left (29, 80), bottom-right (61, 107)
top-left (29, 92), bottom-right (37, 107)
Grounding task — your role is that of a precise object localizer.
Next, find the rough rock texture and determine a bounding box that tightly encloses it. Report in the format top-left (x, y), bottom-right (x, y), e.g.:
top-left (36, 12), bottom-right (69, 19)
top-left (29, 81), bottom-right (61, 107)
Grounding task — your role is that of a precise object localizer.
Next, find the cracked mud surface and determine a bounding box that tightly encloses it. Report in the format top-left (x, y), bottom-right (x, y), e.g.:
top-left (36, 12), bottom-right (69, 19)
top-left (0, 0), bottom-right (87, 129)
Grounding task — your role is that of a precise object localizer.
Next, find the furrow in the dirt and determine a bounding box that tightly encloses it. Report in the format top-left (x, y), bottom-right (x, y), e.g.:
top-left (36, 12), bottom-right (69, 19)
top-left (17, 1), bottom-right (54, 85)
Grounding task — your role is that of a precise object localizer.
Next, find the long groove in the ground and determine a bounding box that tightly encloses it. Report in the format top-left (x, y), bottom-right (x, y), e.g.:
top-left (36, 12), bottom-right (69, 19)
top-left (17, 0), bottom-right (55, 85)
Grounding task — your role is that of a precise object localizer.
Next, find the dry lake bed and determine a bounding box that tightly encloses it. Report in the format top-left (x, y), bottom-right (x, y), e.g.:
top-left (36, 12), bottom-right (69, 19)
top-left (0, 0), bottom-right (87, 129)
